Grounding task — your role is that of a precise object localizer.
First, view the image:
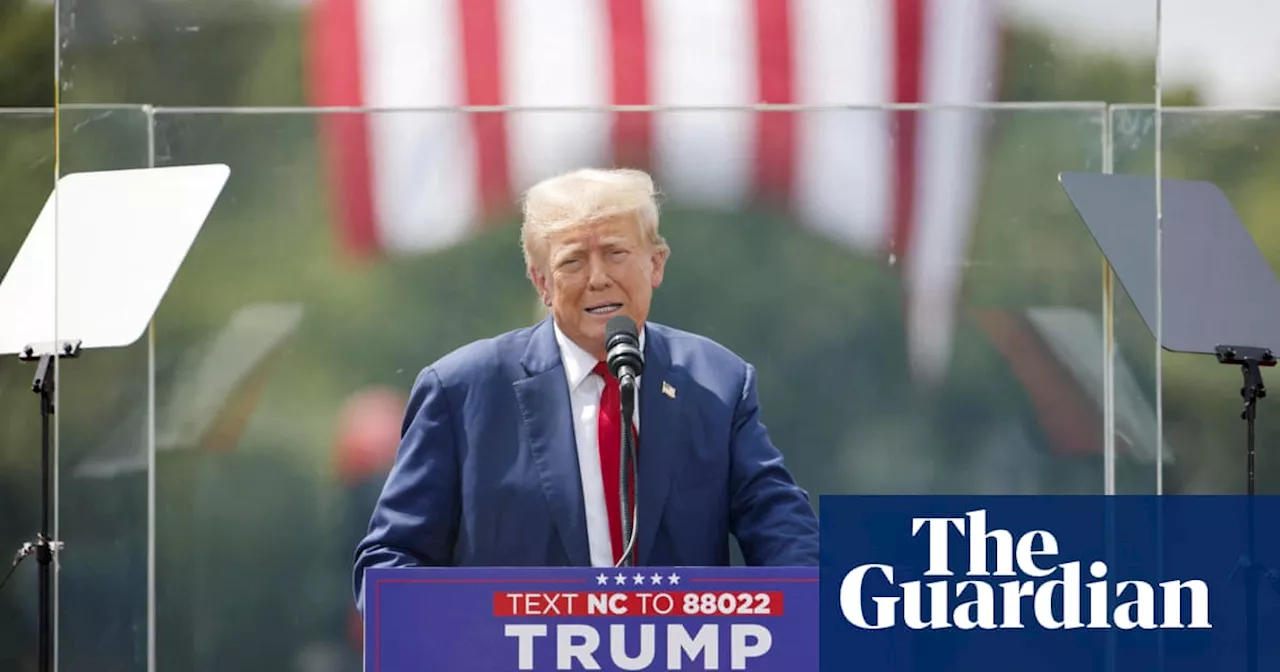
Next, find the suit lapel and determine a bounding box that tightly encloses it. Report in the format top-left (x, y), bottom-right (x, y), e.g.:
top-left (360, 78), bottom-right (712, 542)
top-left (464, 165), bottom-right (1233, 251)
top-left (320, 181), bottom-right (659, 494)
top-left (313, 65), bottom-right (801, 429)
top-left (512, 318), bottom-right (590, 566)
top-left (636, 326), bottom-right (687, 565)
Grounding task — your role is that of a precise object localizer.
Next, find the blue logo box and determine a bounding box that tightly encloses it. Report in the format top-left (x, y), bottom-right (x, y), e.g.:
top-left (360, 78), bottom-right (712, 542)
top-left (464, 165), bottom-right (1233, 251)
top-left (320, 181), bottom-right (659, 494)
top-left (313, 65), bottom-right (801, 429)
top-left (818, 495), bottom-right (1280, 672)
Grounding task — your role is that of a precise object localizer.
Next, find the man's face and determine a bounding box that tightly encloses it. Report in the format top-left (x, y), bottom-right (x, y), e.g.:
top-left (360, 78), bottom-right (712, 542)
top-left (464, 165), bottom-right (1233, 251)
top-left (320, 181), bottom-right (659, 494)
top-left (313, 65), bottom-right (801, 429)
top-left (530, 216), bottom-right (666, 361)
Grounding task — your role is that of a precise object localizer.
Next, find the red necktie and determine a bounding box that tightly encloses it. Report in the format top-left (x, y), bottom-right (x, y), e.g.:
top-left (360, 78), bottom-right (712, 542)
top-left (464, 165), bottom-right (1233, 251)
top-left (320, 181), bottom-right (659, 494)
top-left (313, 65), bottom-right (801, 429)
top-left (593, 361), bottom-right (636, 564)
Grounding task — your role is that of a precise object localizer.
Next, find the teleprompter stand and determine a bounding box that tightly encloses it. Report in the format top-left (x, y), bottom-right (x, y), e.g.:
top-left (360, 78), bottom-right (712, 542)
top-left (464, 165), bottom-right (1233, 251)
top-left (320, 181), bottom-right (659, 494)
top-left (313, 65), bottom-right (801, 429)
top-left (1061, 171), bottom-right (1280, 672)
top-left (1217, 345), bottom-right (1275, 672)
top-left (12, 340), bottom-right (80, 672)
top-left (0, 164), bottom-right (229, 672)
top-left (1215, 345), bottom-right (1275, 498)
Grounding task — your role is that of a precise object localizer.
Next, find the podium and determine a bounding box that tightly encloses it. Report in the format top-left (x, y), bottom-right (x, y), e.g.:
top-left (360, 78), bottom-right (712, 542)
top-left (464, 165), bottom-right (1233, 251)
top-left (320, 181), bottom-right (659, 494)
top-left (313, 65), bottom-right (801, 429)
top-left (363, 566), bottom-right (817, 671)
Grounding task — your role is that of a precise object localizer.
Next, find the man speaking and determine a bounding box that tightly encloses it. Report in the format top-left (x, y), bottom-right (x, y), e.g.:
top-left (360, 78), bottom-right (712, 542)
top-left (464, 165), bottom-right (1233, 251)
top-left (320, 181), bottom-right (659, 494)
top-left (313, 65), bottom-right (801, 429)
top-left (353, 168), bottom-right (819, 608)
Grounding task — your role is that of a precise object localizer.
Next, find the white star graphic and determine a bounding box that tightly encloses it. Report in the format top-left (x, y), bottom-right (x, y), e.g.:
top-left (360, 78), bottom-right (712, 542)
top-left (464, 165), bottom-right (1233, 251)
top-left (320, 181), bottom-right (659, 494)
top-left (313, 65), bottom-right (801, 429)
top-left (632, 573), bottom-right (646, 585)
top-left (614, 574), bottom-right (627, 586)
top-left (667, 573), bottom-right (681, 585)
top-left (596, 573), bottom-right (609, 586)
top-left (650, 573), bottom-right (663, 585)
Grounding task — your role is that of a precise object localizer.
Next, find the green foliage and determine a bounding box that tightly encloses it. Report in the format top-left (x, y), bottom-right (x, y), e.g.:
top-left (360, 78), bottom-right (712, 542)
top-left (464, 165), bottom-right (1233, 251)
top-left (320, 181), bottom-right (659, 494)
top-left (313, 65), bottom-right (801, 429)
top-left (0, 2), bottom-right (54, 107)
top-left (1000, 23), bottom-right (1201, 106)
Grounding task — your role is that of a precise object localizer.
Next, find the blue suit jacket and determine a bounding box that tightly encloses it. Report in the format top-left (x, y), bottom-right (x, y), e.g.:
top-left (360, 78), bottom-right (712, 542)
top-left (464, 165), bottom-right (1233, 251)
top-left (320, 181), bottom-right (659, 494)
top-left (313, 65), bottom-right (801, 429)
top-left (353, 317), bottom-right (819, 608)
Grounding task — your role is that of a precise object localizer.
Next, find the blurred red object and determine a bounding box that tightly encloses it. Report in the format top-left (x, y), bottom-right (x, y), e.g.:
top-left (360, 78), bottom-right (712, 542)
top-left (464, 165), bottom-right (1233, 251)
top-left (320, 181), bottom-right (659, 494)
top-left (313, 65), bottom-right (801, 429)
top-left (334, 386), bottom-right (407, 484)
top-left (348, 607), bottom-right (364, 652)
top-left (972, 309), bottom-right (1100, 457)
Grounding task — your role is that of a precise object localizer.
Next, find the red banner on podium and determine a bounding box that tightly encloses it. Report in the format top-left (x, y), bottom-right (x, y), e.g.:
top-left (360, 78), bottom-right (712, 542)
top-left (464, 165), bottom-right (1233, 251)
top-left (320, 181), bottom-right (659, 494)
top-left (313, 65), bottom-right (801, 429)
top-left (364, 565), bottom-right (817, 671)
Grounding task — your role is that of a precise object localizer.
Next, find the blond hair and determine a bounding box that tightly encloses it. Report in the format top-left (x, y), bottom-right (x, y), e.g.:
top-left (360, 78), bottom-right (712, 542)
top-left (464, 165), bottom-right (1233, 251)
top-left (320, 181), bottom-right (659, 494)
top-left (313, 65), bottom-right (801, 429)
top-left (520, 167), bottom-right (667, 270)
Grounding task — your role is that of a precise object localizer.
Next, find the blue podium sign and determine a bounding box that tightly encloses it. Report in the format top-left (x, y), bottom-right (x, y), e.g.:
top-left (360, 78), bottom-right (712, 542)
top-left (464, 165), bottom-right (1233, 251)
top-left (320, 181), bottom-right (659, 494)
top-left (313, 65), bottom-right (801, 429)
top-left (364, 566), bottom-right (817, 671)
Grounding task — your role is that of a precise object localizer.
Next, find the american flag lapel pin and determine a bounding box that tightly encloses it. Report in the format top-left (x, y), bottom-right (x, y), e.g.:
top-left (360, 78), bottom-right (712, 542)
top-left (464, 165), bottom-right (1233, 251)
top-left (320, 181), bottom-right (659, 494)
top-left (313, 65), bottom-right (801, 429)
top-left (661, 381), bottom-right (676, 399)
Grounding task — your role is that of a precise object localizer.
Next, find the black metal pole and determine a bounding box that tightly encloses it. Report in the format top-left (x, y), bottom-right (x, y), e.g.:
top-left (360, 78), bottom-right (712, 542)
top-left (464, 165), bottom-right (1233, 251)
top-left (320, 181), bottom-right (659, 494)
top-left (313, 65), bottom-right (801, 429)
top-left (34, 352), bottom-right (55, 672)
top-left (39, 374), bottom-right (52, 672)
top-left (1246, 397), bottom-right (1257, 672)
top-left (1217, 345), bottom-right (1270, 672)
top-left (18, 343), bottom-right (77, 672)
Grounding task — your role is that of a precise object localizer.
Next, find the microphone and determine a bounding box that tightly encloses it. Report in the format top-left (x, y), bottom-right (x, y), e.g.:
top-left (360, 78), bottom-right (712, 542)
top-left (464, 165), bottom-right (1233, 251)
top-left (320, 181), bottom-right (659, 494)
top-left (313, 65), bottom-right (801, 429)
top-left (606, 316), bottom-right (644, 394)
top-left (605, 315), bottom-right (642, 567)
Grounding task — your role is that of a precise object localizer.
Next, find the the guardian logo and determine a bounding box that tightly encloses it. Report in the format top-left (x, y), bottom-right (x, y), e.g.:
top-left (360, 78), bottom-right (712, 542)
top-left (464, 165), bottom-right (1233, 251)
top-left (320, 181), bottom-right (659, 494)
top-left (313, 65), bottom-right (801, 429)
top-left (839, 510), bottom-right (1211, 631)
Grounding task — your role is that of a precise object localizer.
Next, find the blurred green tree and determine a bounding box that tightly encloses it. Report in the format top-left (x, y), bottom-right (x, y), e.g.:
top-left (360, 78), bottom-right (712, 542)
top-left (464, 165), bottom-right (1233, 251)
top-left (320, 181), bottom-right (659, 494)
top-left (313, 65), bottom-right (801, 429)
top-left (0, 1), bottom-right (53, 107)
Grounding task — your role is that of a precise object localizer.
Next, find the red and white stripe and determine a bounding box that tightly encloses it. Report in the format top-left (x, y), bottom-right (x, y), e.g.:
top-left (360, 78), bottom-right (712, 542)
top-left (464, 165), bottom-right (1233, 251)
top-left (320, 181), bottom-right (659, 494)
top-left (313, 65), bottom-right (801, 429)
top-left (308, 0), bottom-right (1000, 382)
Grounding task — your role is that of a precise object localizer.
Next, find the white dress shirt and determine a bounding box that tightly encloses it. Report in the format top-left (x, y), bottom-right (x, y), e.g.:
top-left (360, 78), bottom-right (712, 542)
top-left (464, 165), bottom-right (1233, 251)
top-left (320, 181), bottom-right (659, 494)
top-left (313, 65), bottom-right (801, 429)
top-left (552, 321), bottom-right (642, 567)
